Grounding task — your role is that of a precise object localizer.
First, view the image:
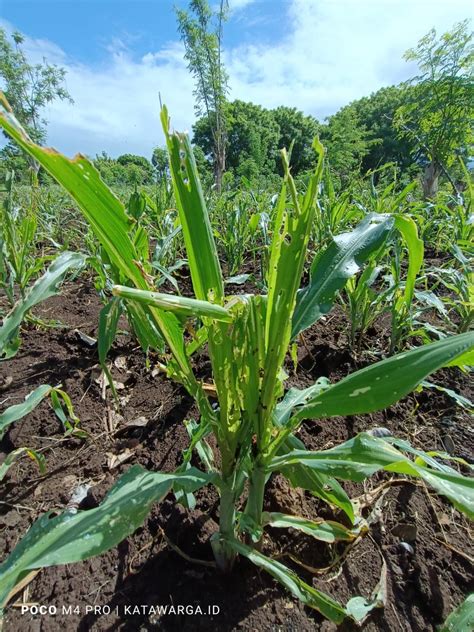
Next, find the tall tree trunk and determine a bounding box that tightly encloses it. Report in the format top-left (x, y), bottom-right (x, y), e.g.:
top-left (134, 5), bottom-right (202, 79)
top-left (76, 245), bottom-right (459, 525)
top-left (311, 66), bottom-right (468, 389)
top-left (422, 161), bottom-right (441, 200)
top-left (214, 137), bottom-right (226, 193)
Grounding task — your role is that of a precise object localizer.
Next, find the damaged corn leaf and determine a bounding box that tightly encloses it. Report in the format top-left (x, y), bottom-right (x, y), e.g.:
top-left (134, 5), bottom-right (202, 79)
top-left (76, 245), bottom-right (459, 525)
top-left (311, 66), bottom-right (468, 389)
top-left (270, 433), bottom-right (474, 519)
top-left (292, 213), bottom-right (394, 339)
top-left (0, 465), bottom-right (214, 611)
top-left (291, 332), bottom-right (474, 421)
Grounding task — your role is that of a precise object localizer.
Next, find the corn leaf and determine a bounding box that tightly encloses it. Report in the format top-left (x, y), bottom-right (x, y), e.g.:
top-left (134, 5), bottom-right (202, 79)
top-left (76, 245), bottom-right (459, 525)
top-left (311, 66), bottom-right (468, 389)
top-left (0, 94), bottom-right (201, 393)
top-left (113, 285), bottom-right (233, 322)
top-left (0, 465), bottom-right (213, 611)
top-left (0, 385), bottom-right (53, 438)
top-left (270, 433), bottom-right (474, 519)
top-left (0, 447), bottom-right (45, 483)
top-left (276, 433), bottom-right (354, 522)
top-left (293, 332), bottom-right (474, 420)
top-left (292, 213), bottom-right (394, 339)
top-left (0, 252), bottom-right (84, 359)
top-left (273, 379), bottom-right (330, 427)
top-left (0, 96), bottom-right (144, 287)
top-left (393, 214), bottom-right (424, 307)
top-left (260, 140), bottom-right (324, 439)
top-left (440, 594), bottom-right (474, 632)
top-left (262, 512), bottom-right (362, 543)
top-left (161, 105), bottom-right (224, 304)
top-left (228, 538), bottom-right (347, 623)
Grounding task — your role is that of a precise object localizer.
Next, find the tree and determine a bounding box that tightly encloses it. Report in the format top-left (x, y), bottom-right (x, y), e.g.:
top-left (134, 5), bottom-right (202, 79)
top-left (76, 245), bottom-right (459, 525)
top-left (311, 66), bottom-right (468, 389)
top-left (93, 153), bottom-right (154, 186)
top-left (0, 28), bottom-right (73, 179)
top-left (272, 106), bottom-right (319, 175)
top-left (346, 85), bottom-right (417, 175)
top-left (152, 146), bottom-right (169, 181)
top-left (395, 20), bottom-right (474, 198)
top-left (320, 107), bottom-right (369, 183)
top-left (176, 0), bottom-right (229, 192)
top-left (194, 100), bottom-right (280, 181)
top-left (117, 154), bottom-right (154, 184)
top-left (193, 100), bottom-right (321, 182)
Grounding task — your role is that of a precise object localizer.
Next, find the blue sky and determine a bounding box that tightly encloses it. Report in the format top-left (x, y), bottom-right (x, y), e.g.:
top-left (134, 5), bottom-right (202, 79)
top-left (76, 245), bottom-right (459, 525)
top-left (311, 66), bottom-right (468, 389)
top-left (1, 0), bottom-right (472, 158)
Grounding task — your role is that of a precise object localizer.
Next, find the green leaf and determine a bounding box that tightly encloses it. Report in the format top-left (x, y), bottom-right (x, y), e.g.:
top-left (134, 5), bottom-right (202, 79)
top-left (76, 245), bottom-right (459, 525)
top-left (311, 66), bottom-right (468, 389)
top-left (0, 384), bottom-right (53, 439)
top-left (294, 332), bottom-right (474, 420)
top-left (262, 512), bottom-right (362, 543)
top-left (0, 96), bottom-right (142, 288)
top-left (276, 433), bottom-right (354, 523)
top-left (0, 447), bottom-right (46, 483)
top-left (273, 379), bottom-right (330, 427)
top-left (393, 214), bottom-right (424, 308)
top-left (0, 96), bottom-right (199, 395)
top-left (270, 433), bottom-right (474, 519)
top-left (421, 380), bottom-right (473, 411)
top-left (161, 106), bottom-right (224, 304)
top-left (345, 558), bottom-right (386, 623)
top-left (0, 465), bottom-right (213, 610)
top-left (98, 297), bottom-right (123, 366)
top-left (227, 538), bottom-right (347, 623)
top-left (113, 285), bottom-right (233, 322)
top-left (0, 252), bottom-right (84, 359)
top-left (260, 139), bottom-right (324, 441)
top-left (440, 594), bottom-right (474, 632)
top-left (292, 213), bottom-right (394, 339)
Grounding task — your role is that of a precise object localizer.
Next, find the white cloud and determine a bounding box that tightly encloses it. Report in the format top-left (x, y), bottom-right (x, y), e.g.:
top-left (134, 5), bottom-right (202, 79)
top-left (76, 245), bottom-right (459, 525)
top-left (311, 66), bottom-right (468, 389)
top-left (228, 0), bottom-right (256, 11)
top-left (0, 1), bottom-right (472, 157)
top-left (226, 0), bottom-right (472, 118)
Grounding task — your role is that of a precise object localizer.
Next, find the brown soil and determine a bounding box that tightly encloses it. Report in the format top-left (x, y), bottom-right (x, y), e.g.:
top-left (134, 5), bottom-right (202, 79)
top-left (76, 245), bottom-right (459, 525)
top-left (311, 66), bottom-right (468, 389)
top-left (0, 277), bottom-right (472, 632)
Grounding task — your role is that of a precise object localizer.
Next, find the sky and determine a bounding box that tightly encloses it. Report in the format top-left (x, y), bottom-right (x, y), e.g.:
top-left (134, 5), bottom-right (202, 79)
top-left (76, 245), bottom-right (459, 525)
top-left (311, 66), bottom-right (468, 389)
top-left (1, 0), bottom-right (472, 159)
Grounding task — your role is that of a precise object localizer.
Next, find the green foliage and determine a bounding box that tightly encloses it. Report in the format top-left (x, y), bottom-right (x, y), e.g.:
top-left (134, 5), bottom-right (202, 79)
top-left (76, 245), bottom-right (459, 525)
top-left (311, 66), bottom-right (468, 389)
top-left (151, 146), bottom-right (168, 180)
top-left (272, 106), bottom-right (320, 175)
top-left (292, 213), bottom-right (395, 339)
top-left (193, 99), bottom-right (320, 182)
top-left (0, 465), bottom-right (213, 610)
top-left (0, 251), bottom-right (84, 359)
top-left (320, 107), bottom-right (369, 183)
top-left (0, 170), bottom-right (44, 304)
top-left (440, 594), bottom-right (474, 632)
top-left (93, 152), bottom-right (154, 186)
top-left (395, 20), bottom-right (474, 197)
top-left (344, 85), bottom-right (417, 174)
top-left (0, 28), bottom-right (73, 180)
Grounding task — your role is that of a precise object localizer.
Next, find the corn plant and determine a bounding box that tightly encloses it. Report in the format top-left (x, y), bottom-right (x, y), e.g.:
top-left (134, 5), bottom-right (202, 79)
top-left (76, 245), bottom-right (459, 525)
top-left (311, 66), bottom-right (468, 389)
top-left (426, 245), bottom-right (474, 334)
top-left (0, 96), bottom-right (473, 624)
top-left (311, 165), bottom-right (361, 246)
top-left (0, 171), bottom-right (47, 306)
top-left (211, 188), bottom-right (263, 276)
top-left (0, 250), bottom-right (84, 359)
top-left (0, 384), bottom-right (84, 481)
top-left (342, 261), bottom-right (388, 351)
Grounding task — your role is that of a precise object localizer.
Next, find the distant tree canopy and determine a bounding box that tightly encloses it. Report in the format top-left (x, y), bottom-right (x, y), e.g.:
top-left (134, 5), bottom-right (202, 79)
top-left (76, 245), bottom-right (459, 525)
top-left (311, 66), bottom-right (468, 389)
top-left (93, 152), bottom-right (155, 186)
top-left (193, 100), bottom-right (320, 180)
top-left (151, 147), bottom-right (169, 180)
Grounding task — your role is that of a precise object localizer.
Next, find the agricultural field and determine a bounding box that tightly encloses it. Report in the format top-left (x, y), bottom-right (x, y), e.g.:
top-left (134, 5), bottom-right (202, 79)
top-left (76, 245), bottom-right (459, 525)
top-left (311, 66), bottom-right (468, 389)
top-left (0, 3), bottom-right (473, 632)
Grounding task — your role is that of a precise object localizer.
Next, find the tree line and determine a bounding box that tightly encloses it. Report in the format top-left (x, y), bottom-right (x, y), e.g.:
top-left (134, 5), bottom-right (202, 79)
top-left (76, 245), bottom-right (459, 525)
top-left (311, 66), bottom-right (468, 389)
top-left (0, 7), bottom-right (472, 198)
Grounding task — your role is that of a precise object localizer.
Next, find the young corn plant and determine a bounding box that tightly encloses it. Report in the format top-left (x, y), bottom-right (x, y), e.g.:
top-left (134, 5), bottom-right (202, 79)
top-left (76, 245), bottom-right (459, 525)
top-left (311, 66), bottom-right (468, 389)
top-left (427, 245), bottom-right (474, 334)
top-left (341, 261), bottom-right (388, 351)
top-left (0, 96), bottom-right (473, 625)
top-left (0, 171), bottom-right (47, 306)
top-left (0, 384), bottom-right (83, 482)
top-left (0, 250), bottom-right (84, 359)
